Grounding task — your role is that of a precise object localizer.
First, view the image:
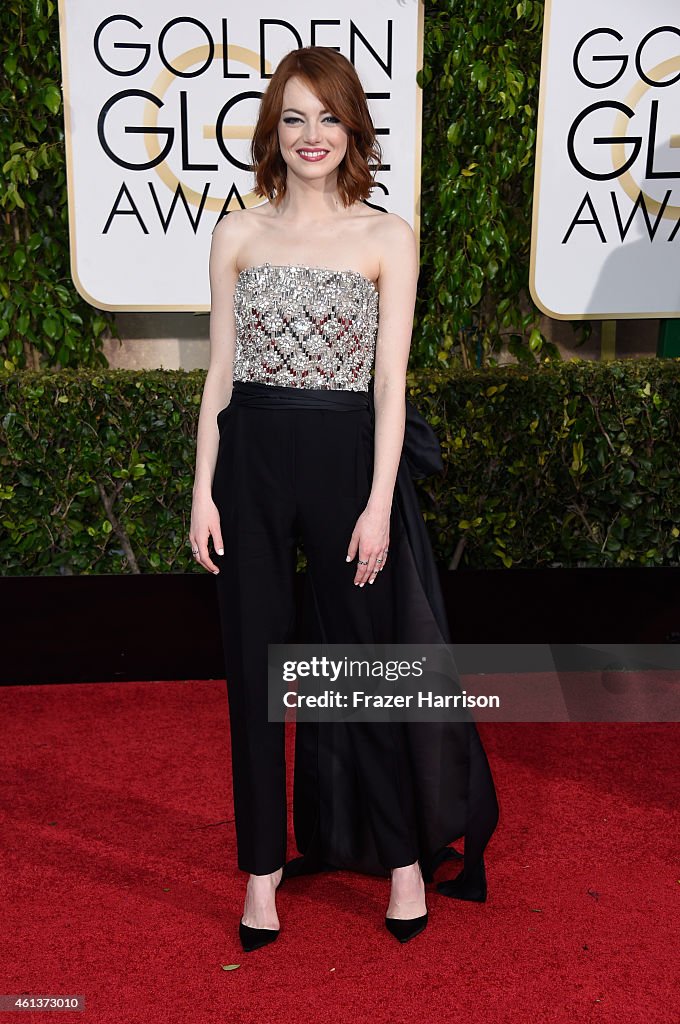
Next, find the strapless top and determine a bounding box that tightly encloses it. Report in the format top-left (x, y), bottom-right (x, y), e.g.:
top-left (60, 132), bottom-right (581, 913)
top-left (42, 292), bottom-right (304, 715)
top-left (232, 262), bottom-right (379, 392)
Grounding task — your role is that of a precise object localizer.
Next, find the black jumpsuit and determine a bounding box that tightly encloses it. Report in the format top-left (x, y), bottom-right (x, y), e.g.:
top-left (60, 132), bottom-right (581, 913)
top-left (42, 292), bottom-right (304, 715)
top-left (211, 262), bottom-right (498, 896)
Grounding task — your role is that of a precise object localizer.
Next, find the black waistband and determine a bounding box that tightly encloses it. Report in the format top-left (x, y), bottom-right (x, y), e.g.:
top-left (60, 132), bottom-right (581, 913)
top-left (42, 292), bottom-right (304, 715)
top-left (230, 380), bottom-right (370, 411)
top-left (229, 380), bottom-right (444, 481)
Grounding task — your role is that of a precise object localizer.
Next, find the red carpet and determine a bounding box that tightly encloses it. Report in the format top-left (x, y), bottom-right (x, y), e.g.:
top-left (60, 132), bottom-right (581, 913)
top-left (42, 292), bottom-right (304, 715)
top-left (1, 680), bottom-right (677, 1024)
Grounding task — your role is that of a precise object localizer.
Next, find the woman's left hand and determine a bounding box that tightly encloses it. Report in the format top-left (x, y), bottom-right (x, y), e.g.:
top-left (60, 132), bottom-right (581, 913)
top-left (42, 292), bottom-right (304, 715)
top-left (347, 505), bottom-right (390, 587)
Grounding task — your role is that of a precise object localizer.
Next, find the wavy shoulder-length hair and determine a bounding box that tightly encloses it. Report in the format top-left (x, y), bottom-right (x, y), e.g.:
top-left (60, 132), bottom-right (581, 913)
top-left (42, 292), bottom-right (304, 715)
top-left (251, 46), bottom-right (382, 207)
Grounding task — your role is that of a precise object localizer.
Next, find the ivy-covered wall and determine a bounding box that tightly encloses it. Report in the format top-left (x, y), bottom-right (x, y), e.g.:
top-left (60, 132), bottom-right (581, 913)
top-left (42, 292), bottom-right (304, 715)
top-left (1, 0), bottom-right (552, 373)
top-left (416, 0), bottom-right (552, 368)
top-left (1, 0), bottom-right (113, 371)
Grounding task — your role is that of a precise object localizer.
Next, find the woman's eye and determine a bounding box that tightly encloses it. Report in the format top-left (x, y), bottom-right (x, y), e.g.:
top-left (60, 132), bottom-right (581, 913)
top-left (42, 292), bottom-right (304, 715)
top-left (282, 115), bottom-right (340, 125)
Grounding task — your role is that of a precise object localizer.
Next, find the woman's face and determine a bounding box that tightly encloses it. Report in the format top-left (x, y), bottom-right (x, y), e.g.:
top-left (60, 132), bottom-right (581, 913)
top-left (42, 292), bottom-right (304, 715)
top-left (277, 76), bottom-right (349, 183)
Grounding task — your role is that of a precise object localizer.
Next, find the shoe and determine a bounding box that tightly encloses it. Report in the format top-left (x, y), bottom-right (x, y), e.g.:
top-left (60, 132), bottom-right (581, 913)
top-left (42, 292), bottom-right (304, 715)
top-left (239, 920), bottom-right (279, 952)
top-left (238, 872), bottom-right (284, 952)
top-left (384, 911), bottom-right (428, 943)
top-left (436, 858), bottom-right (487, 902)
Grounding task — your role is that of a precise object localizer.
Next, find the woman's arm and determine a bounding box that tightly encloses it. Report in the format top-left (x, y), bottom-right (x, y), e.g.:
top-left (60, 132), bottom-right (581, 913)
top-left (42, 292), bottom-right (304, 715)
top-left (347, 214), bottom-right (419, 586)
top-left (189, 212), bottom-right (243, 574)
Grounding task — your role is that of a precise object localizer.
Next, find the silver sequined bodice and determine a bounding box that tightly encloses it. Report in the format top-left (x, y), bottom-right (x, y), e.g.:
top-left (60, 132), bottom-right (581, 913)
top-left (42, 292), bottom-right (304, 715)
top-left (232, 263), bottom-right (379, 391)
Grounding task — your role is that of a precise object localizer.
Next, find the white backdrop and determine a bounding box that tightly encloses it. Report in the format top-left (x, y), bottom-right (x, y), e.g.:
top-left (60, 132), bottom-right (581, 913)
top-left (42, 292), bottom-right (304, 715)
top-left (531, 0), bottom-right (680, 319)
top-left (58, 1), bottom-right (424, 311)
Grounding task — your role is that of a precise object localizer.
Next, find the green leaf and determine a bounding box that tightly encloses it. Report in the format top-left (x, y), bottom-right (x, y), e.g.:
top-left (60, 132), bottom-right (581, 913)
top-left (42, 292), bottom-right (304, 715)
top-left (42, 84), bottom-right (62, 115)
top-left (529, 329), bottom-right (543, 353)
top-left (447, 122), bottom-right (462, 145)
top-left (42, 316), bottom-right (61, 339)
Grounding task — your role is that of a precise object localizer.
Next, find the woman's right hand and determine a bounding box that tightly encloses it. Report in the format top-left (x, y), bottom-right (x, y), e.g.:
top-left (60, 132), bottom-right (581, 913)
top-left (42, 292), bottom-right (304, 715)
top-left (189, 491), bottom-right (224, 575)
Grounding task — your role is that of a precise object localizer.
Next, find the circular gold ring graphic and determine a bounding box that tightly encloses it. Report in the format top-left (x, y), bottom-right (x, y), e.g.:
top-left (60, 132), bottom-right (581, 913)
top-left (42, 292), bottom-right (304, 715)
top-left (613, 56), bottom-right (680, 220)
top-left (142, 44), bottom-right (271, 212)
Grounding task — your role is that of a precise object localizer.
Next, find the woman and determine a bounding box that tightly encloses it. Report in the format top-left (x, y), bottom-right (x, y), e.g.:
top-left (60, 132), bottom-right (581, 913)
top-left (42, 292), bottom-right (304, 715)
top-left (189, 46), bottom-right (498, 950)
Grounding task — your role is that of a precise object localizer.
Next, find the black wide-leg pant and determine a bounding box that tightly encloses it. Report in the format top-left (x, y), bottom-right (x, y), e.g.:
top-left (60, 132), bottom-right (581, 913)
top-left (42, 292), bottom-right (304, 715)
top-left (211, 382), bottom-right (420, 875)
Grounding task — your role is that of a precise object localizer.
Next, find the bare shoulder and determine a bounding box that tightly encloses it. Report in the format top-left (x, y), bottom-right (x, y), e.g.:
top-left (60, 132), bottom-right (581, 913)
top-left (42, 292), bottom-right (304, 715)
top-left (375, 210), bottom-right (416, 246)
top-left (211, 203), bottom-right (275, 266)
top-left (365, 211), bottom-right (417, 282)
top-left (352, 208), bottom-right (415, 280)
top-left (361, 209), bottom-right (415, 251)
top-left (211, 208), bottom-right (250, 247)
top-left (210, 209), bottom-right (259, 277)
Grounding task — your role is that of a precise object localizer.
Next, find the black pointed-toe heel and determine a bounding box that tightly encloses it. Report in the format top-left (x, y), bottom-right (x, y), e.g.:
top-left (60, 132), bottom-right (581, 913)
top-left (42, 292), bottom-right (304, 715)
top-left (384, 911), bottom-right (428, 944)
top-left (239, 920), bottom-right (280, 952)
top-left (436, 858), bottom-right (487, 902)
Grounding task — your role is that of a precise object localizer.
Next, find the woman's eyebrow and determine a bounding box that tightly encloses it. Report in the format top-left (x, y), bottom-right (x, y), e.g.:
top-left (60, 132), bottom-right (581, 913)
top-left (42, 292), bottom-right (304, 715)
top-left (282, 107), bottom-right (330, 115)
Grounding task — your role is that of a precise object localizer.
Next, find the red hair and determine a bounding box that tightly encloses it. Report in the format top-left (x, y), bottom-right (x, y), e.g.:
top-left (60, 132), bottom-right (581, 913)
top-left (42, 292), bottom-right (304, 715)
top-left (251, 46), bottom-right (382, 207)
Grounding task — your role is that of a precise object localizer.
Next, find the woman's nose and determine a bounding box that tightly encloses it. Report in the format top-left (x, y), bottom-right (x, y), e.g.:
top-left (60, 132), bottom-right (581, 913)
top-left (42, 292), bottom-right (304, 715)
top-left (303, 123), bottom-right (323, 143)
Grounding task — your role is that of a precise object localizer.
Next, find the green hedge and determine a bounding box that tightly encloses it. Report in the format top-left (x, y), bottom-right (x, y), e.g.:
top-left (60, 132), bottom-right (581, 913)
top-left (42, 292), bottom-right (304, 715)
top-left (2, 360), bottom-right (679, 575)
top-left (2, 0), bottom-right (555, 372)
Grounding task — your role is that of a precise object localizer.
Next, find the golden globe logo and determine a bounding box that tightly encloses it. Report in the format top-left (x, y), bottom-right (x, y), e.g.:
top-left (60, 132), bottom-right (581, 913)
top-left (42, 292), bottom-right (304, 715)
top-left (58, 3), bottom-right (422, 309)
top-left (564, 29), bottom-right (680, 241)
top-left (531, 4), bottom-right (680, 319)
